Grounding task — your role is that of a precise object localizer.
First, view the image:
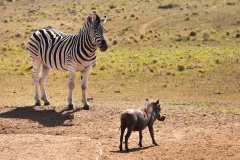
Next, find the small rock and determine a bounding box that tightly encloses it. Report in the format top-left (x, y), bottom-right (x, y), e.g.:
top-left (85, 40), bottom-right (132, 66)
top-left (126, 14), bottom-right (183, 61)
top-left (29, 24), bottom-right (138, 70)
top-left (236, 33), bottom-right (240, 38)
top-left (158, 4), bottom-right (178, 9)
top-left (177, 65), bottom-right (185, 71)
top-left (112, 40), bottom-right (118, 45)
top-left (214, 91), bottom-right (223, 95)
top-left (15, 33), bottom-right (21, 38)
top-left (114, 90), bottom-right (120, 93)
top-left (189, 31), bottom-right (196, 37)
top-left (162, 84), bottom-right (167, 88)
top-left (215, 59), bottom-right (220, 64)
top-left (151, 59), bottom-right (158, 64)
top-left (99, 66), bottom-right (106, 71)
top-left (109, 4), bottom-right (116, 9)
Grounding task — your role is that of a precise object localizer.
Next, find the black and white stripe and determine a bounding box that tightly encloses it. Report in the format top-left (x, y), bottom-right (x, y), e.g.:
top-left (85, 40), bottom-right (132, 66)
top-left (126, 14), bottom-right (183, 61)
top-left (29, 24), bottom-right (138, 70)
top-left (26, 13), bottom-right (108, 110)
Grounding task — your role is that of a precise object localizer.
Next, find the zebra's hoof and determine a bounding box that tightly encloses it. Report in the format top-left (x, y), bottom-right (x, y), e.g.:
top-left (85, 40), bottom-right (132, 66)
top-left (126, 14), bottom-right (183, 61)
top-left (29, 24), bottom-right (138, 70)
top-left (67, 104), bottom-right (74, 110)
top-left (34, 101), bottom-right (41, 106)
top-left (44, 101), bottom-right (50, 106)
top-left (83, 104), bottom-right (90, 110)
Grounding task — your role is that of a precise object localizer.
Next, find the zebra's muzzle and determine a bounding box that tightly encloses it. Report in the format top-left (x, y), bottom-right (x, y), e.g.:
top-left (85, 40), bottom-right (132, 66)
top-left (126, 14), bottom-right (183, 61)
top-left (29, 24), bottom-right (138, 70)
top-left (99, 40), bottom-right (108, 52)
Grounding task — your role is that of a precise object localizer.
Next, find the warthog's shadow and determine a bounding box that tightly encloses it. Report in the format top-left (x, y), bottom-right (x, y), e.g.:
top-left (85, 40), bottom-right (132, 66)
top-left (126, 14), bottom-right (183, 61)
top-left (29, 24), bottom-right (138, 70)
top-left (0, 106), bottom-right (82, 127)
top-left (111, 145), bottom-right (154, 153)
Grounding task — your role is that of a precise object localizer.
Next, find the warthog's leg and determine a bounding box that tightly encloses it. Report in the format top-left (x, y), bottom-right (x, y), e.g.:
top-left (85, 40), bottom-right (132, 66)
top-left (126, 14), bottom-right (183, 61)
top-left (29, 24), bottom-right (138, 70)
top-left (148, 126), bottom-right (158, 146)
top-left (67, 72), bottom-right (75, 110)
top-left (138, 130), bottom-right (143, 147)
top-left (39, 65), bottom-right (50, 105)
top-left (125, 128), bottom-right (133, 151)
top-left (81, 67), bottom-right (91, 110)
top-left (119, 125), bottom-right (126, 151)
top-left (32, 59), bottom-right (41, 106)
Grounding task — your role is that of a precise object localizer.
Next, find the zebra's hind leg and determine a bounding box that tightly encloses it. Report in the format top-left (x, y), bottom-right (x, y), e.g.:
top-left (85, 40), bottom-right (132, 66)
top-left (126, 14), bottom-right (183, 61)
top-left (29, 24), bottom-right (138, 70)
top-left (32, 59), bottom-right (41, 106)
top-left (81, 67), bottom-right (91, 110)
top-left (39, 65), bottom-right (50, 105)
top-left (67, 71), bottom-right (75, 110)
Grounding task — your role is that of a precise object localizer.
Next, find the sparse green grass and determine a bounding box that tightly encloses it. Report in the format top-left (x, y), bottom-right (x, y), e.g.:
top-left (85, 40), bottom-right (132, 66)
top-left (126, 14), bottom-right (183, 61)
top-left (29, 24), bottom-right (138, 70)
top-left (0, 42), bottom-right (31, 75)
top-left (93, 47), bottom-right (240, 79)
top-left (1, 42), bottom-right (239, 81)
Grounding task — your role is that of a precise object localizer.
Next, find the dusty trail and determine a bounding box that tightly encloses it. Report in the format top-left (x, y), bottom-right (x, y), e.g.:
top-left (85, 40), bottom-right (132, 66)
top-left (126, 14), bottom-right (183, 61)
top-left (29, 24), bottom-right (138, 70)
top-left (139, 16), bottom-right (164, 35)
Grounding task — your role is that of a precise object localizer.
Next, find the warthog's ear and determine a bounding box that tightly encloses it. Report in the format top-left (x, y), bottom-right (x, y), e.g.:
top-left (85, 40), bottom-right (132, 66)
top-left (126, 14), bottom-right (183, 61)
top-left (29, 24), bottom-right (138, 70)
top-left (101, 16), bottom-right (107, 24)
top-left (145, 98), bottom-right (150, 106)
top-left (156, 99), bottom-right (159, 104)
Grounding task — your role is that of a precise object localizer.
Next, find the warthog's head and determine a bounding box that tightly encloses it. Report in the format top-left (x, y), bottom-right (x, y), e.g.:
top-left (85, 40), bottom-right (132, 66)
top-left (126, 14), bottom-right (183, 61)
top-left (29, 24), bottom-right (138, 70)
top-left (147, 99), bottom-right (166, 121)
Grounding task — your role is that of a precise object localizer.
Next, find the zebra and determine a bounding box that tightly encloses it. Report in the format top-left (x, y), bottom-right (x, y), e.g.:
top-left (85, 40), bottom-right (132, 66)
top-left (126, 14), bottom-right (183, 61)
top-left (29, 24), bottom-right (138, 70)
top-left (26, 13), bottom-right (108, 110)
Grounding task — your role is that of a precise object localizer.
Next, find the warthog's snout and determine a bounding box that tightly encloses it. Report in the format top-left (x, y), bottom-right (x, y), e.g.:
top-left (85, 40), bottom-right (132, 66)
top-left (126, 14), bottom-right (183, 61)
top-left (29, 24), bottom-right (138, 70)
top-left (158, 115), bottom-right (166, 121)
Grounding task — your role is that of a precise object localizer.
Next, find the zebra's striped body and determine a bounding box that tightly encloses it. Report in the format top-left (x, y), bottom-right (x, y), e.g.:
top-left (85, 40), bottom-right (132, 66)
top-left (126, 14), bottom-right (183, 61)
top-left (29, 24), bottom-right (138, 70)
top-left (27, 26), bottom-right (97, 72)
top-left (26, 13), bottom-right (108, 110)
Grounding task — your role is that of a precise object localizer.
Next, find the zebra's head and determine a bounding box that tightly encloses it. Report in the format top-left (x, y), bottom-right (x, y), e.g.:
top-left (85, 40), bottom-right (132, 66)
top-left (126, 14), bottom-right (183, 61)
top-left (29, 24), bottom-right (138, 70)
top-left (87, 13), bottom-right (108, 52)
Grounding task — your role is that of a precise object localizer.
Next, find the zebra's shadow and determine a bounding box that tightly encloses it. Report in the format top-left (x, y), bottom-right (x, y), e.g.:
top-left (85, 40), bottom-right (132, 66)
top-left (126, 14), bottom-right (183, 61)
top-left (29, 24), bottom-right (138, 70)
top-left (0, 106), bottom-right (81, 127)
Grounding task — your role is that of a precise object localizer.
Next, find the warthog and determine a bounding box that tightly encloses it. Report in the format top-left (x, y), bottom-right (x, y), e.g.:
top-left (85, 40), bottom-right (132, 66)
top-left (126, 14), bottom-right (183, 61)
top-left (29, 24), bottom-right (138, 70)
top-left (119, 99), bottom-right (165, 151)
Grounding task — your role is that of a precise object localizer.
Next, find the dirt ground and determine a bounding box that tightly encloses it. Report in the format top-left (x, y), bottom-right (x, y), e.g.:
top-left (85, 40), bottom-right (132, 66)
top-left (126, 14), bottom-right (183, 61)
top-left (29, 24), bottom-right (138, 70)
top-left (0, 76), bottom-right (239, 160)
top-left (0, 0), bottom-right (240, 159)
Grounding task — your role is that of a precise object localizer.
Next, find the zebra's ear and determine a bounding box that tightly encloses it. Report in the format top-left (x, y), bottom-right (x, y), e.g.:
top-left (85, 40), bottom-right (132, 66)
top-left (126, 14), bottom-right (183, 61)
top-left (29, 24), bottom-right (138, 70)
top-left (87, 15), bottom-right (92, 23)
top-left (101, 16), bottom-right (107, 24)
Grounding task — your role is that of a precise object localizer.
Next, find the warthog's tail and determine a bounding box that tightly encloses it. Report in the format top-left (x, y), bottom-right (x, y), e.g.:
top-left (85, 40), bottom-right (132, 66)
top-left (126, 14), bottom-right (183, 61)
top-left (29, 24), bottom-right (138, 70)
top-left (25, 66), bottom-right (33, 71)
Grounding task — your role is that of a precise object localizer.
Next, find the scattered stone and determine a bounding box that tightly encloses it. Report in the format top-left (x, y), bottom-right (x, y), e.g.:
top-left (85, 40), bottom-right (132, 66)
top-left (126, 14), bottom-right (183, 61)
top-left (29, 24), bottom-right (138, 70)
top-left (151, 59), bottom-right (158, 64)
top-left (162, 84), bottom-right (167, 88)
top-left (112, 40), bottom-right (117, 45)
top-left (236, 33), bottom-right (240, 38)
top-left (109, 4), bottom-right (116, 9)
top-left (158, 4), bottom-right (178, 9)
top-left (177, 65), bottom-right (185, 71)
top-left (192, 12), bottom-right (198, 16)
top-left (214, 91), bottom-right (223, 95)
top-left (226, 2), bottom-right (235, 6)
top-left (184, 17), bottom-right (190, 21)
top-left (15, 33), bottom-right (21, 38)
top-left (130, 14), bottom-right (135, 18)
top-left (114, 90), bottom-right (121, 93)
top-left (149, 68), bottom-right (154, 73)
top-left (189, 31), bottom-right (197, 37)
top-left (166, 72), bottom-right (171, 75)
top-left (215, 59), bottom-right (220, 64)
top-left (99, 66), bottom-right (106, 71)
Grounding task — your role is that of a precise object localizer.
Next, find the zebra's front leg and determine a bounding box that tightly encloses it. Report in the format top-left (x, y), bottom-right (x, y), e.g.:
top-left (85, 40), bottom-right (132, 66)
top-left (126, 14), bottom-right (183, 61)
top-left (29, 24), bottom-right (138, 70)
top-left (81, 67), bottom-right (91, 110)
top-left (67, 72), bottom-right (75, 110)
top-left (39, 65), bottom-right (50, 105)
top-left (32, 60), bottom-right (41, 106)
